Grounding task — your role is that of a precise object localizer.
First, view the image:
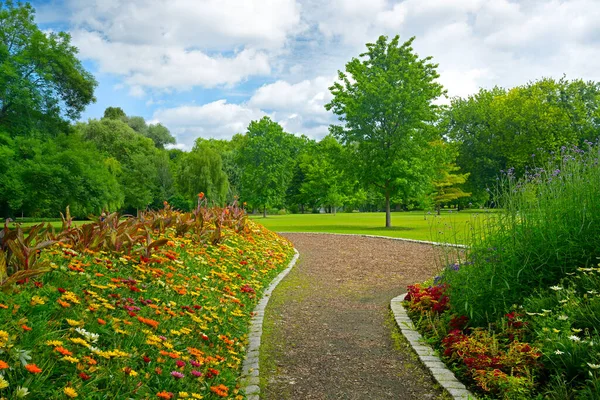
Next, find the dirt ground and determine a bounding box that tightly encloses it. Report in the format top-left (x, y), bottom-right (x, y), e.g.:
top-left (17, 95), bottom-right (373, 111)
top-left (260, 233), bottom-right (451, 400)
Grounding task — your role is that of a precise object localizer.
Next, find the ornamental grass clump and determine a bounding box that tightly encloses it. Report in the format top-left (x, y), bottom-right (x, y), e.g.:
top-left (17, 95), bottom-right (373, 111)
top-left (443, 142), bottom-right (600, 326)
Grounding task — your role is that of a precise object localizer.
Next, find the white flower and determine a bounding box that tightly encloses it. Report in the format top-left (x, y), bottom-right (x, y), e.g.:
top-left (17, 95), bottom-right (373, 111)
top-left (75, 327), bottom-right (99, 343)
top-left (554, 349), bottom-right (564, 355)
top-left (587, 363), bottom-right (600, 369)
top-left (550, 286), bottom-right (563, 291)
top-left (558, 315), bottom-right (569, 321)
top-left (16, 386), bottom-right (30, 398)
top-left (569, 335), bottom-right (581, 342)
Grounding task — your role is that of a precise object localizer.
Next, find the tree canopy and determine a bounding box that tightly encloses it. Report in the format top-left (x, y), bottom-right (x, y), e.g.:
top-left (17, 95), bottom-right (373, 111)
top-left (326, 35), bottom-right (445, 226)
top-left (0, 1), bottom-right (96, 135)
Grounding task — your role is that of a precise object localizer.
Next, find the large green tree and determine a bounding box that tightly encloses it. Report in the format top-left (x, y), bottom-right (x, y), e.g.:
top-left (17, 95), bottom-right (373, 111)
top-left (77, 119), bottom-right (163, 213)
top-left (444, 78), bottom-right (600, 203)
top-left (237, 117), bottom-right (296, 217)
top-left (0, 1), bottom-right (96, 135)
top-left (326, 35), bottom-right (444, 227)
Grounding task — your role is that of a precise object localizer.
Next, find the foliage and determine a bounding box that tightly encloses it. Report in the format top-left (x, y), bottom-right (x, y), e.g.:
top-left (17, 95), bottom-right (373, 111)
top-left (524, 266), bottom-right (600, 397)
top-left (237, 117), bottom-right (297, 216)
top-left (443, 143), bottom-right (600, 326)
top-left (0, 1), bottom-right (96, 135)
top-left (174, 141), bottom-right (229, 205)
top-left (443, 78), bottom-right (600, 202)
top-left (326, 35), bottom-right (445, 227)
top-left (428, 140), bottom-right (470, 213)
top-left (0, 203), bottom-right (294, 398)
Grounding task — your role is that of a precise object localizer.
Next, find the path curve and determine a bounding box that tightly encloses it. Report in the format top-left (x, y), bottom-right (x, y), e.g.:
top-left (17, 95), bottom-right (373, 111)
top-left (260, 233), bottom-right (448, 400)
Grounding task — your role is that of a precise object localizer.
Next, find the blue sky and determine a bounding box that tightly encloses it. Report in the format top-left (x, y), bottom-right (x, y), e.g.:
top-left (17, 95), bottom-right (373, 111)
top-left (29, 0), bottom-right (600, 149)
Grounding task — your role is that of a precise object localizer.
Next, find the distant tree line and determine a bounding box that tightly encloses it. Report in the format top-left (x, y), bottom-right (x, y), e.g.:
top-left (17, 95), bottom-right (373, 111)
top-left (2, 2), bottom-right (600, 225)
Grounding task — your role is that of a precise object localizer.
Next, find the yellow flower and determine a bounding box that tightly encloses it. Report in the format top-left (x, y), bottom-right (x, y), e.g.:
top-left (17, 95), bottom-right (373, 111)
top-left (62, 292), bottom-right (80, 304)
top-left (64, 386), bottom-right (78, 398)
top-left (62, 356), bottom-right (80, 364)
top-left (30, 296), bottom-right (45, 306)
top-left (0, 331), bottom-right (8, 348)
top-left (178, 393), bottom-right (189, 398)
top-left (191, 394), bottom-right (203, 399)
top-left (69, 338), bottom-right (90, 348)
top-left (0, 376), bottom-right (8, 389)
top-left (45, 340), bottom-right (63, 347)
top-left (66, 319), bottom-right (84, 327)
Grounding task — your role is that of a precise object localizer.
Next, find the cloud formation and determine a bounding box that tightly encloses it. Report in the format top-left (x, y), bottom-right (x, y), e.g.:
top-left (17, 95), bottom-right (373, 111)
top-left (38, 0), bottom-right (600, 146)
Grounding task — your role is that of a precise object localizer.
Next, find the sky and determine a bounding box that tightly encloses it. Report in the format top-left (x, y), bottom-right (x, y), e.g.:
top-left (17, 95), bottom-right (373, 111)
top-left (29, 0), bottom-right (600, 150)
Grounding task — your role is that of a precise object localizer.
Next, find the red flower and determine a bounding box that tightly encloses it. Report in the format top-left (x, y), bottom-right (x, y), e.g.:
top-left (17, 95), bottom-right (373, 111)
top-left (58, 287), bottom-right (66, 293)
top-left (143, 356), bottom-right (151, 363)
top-left (79, 372), bottom-right (91, 381)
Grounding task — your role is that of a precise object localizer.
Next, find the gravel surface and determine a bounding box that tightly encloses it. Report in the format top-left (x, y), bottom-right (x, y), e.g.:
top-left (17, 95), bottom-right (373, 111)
top-left (260, 233), bottom-right (449, 400)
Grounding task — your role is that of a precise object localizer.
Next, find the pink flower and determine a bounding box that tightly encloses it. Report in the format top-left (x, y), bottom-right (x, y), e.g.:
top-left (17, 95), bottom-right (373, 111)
top-left (176, 360), bottom-right (186, 368)
top-left (191, 370), bottom-right (203, 377)
top-left (171, 371), bottom-right (185, 379)
top-left (190, 360), bottom-right (201, 367)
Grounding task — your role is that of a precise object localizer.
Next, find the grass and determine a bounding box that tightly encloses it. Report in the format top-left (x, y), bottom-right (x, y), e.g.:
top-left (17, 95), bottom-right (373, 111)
top-left (250, 210), bottom-right (496, 244)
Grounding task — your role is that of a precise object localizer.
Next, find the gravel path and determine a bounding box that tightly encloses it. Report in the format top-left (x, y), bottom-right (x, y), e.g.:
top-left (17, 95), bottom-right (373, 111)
top-left (260, 233), bottom-right (449, 400)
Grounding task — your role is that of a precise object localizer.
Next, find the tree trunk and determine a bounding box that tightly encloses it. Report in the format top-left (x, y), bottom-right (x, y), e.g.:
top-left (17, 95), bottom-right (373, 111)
top-left (263, 205), bottom-right (267, 218)
top-left (333, 206), bottom-right (336, 216)
top-left (436, 204), bottom-right (441, 216)
top-left (385, 190), bottom-right (391, 228)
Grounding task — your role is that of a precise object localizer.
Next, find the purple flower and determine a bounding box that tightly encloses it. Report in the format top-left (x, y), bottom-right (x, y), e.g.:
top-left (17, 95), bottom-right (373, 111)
top-left (171, 371), bottom-right (185, 379)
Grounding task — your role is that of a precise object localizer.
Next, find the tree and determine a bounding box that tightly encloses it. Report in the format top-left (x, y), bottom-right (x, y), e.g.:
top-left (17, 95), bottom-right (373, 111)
top-left (77, 119), bottom-right (162, 213)
top-left (146, 123), bottom-right (175, 149)
top-left (444, 78), bottom-right (600, 203)
top-left (326, 35), bottom-right (444, 227)
top-left (174, 141), bottom-right (229, 204)
top-left (0, 1), bottom-right (96, 135)
top-left (428, 140), bottom-right (470, 214)
top-left (298, 135), bottom-right (353, 214)
top-left (103, 106), bottom-right (126, 121)
top-left (237, 117), bottom-right (296, 217)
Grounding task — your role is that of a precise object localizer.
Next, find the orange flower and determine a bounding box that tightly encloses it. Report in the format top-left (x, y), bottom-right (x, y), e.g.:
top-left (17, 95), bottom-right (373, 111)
top-left (25, 363), bottom-right (42, 373)
top-left (197, 192), bottom-right (204, 199)
top-left (137, 316), bottom-right (159, 329)
top-left (22, 324), bottom-right (32, 331)
top-left (57, 299), bottom-right (71, 308)
top-left (156, 391), bottom-right (172, 399)
top-left (97, 318), bottom-right (106, 325)
top-left (0, 360), bottom-right (9, 369)
top-left (55, 346), bottom-right (73, 356)
top-left (210, 384), bottom-right (229, 397)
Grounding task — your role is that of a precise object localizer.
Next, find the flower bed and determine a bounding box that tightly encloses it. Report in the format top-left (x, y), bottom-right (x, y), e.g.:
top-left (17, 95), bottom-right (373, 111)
top-left (0, 204), bottom-right (294, 399)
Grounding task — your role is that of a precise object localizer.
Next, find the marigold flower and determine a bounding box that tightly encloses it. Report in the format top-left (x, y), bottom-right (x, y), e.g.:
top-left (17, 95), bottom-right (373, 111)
top-left (97, 318), bottom-right (106, 325)
top-left (197, 192), bottom-right (204, 199)
top-left (64, 387), bottom-right (78, 398)
top-left (0, 360), bottom-right (8, 369)
top-left (25, 364), bottom-right (42, 374)
top-left (156, 391), bottom-right (173, 399)
top-left (21, 325), bottom-right (32, 331)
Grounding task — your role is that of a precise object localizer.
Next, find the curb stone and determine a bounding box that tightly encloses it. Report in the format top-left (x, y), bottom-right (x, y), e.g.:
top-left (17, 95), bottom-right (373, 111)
top-left (391, 293), bottom-right (478, 400)
top-left (277, 231), bottom-right (468, 248)
top-left (240, 249), bottom-right (300, 398)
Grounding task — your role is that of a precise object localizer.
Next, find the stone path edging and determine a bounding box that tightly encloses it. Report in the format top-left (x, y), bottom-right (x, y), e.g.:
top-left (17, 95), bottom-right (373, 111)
top-left (391, 293), bottom-right (477, 400)
top-left (276, 231), bottom-right (468, 248)
top-left (240, 249), bottom-right (300, 400)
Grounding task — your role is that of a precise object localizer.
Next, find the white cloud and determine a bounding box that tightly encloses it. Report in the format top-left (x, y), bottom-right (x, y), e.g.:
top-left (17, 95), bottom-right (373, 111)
top-left (68, 0), bottom-right (302, 92)
top-left (72, 30), bottom-right (271, 90)
top-left (152, 100), bottom-right (268, 149)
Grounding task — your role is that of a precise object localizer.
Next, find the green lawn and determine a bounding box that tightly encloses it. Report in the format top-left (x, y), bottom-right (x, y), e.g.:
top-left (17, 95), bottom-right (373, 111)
top-left (250, 210), bottom-right (496, 244)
